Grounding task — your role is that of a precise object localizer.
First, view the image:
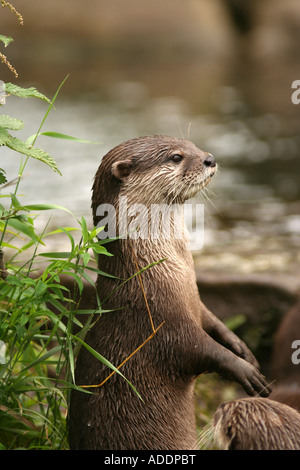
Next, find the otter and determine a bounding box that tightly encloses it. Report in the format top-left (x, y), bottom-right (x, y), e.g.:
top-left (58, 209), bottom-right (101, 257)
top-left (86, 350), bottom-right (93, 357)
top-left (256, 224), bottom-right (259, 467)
top-left (68, 135), bottom-right (271, 450)
top-left (213, 397), bottom-right (300, 450)
top-left (270, 296), bottom-right (300, 412)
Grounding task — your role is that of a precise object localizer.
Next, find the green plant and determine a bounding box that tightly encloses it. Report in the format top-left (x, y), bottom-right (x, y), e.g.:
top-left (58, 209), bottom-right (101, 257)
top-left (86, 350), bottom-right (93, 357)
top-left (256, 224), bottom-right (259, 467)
top-left (0, 208), bottom-right (115, 449)
top-left (0, 4), bottom-right (123, 449)
top-left (0, 75), bottom-right (113, 449)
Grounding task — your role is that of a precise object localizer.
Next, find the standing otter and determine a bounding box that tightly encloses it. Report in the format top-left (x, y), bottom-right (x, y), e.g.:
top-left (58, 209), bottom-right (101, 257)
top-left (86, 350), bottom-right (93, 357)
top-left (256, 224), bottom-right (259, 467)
top-left (213, 397), bottom-right (300, 450)
top-left (68, 135), bottom-right (270, 450)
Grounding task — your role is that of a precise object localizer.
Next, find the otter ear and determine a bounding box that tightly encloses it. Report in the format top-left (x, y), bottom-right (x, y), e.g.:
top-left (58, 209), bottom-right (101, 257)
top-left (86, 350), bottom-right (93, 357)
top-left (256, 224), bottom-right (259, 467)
top-left (111, 160), bottom-right (132, 181)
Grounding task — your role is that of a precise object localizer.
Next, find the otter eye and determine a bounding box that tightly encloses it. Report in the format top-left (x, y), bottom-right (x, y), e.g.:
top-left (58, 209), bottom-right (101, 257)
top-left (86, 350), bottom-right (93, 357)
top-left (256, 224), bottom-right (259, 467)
top-left (171, 154), bottom-right (183, 164)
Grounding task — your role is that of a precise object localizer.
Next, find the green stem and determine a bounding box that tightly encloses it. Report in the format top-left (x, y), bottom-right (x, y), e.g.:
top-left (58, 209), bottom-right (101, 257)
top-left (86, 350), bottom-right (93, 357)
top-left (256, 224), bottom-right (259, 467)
top-left (0, 75), bottom-right (68, 249)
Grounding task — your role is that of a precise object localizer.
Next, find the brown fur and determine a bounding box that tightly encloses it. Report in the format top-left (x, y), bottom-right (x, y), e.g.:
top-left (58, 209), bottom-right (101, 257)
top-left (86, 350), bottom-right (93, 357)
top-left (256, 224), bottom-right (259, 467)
top-left (270, 296), bottom-right (300, 411)
top-left (68, 135), bottom-right (270, 450)
top-left (213, 397), bottom-right (300, 450)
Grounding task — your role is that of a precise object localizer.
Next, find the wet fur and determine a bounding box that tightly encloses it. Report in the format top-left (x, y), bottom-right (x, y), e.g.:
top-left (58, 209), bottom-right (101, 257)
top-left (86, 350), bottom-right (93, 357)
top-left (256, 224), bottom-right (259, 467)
top-left (270, 297), bottom-right (300, 411)
top-left (213, 397), bottom-right (300, 450)
top-left (68, 135), bottom-right (271, 450)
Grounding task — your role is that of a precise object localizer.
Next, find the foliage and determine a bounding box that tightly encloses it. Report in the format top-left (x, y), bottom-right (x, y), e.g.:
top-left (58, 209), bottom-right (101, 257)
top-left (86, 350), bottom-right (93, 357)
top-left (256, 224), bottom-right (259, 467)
top-left (0, 4), bottom-right (121, 449)
top-left (0, 214), bottom-right (113, 449)
top-left (0, 74), bottom-right (118, 447)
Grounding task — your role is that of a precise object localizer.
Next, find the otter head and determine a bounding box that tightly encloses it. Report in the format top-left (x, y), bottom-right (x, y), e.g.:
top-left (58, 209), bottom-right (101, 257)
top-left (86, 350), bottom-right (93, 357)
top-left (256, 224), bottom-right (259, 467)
top-left (92, 135), bottom-right (217, 229)
top-left (93, 135), bottom-right (216, 208)
top-left (92, 135), bottom-right (217, 251)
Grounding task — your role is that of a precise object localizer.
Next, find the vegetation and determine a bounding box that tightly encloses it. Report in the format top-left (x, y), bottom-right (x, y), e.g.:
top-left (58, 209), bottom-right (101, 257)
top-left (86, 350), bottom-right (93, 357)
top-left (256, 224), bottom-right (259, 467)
top-left (0, 3), bottom-right (120, 449)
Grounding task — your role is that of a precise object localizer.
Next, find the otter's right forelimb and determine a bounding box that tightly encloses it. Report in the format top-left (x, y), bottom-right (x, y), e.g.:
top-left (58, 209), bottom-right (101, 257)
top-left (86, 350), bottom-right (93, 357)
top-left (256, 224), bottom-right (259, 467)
top-left (197, 331), bottom-right (271, 397)
top-left (201, 306), bottom-right (260, 369)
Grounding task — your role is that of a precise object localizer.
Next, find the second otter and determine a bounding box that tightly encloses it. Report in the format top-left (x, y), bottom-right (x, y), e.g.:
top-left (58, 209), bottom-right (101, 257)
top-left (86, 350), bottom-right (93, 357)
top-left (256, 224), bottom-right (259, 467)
top-left (68, 135), bottom-right (271, 450)
top-left (213, 397), bottom-right (300, 450)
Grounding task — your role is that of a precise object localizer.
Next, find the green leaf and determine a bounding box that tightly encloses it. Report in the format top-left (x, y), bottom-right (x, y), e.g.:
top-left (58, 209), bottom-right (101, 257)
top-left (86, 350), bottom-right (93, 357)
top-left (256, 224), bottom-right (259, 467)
top-left (22, 204), bottom-right (73, 215)
top-left (47, 226), bottom-right (76, 252)
top-left (0, 168), bottom-right (7, 185)
top-left (0, 35), bottom-right (14, 47)
top-left (91, 243), bottom-right (113, 256)
top-left (29, 76), bottom-right (69, 149)
top-left (26, 131), bottom-right (100, 146)
top-left (3, 83), bottom-right (51, 104)
top-left (0, 241), bottom-right (18, 249)
top-left (85, 265), bottom-right (117, 279)
top-left (79, 269), bottom-right (96, 287)
top-left (10, 193), bottom-right (24, 211)
top-left (70, 334), bottom-right (142, 399)
top-left (0, 126), bottom-right (61, 175)
top-left (0, 126), bottom-right (10, 145)
top-left (80, 216), bottom-right (89, 244)
top-left (16, 345), bottom-right (62, 375)
top-left (45, 227), bottom-right (79, 236)
top-left (89, 226), bottom-right (105, 239)
top-left (7, 216), bottom-right (44, 246)
top-left (38, 252), bottom-right (72, 259)
top-left (7, 217), bottom-right (39, 243)
top-left (35, 280), bottom-right (48, 297)
top-left (67, 335), bottom-right (76, 383)
top-left (81, 251), bottom-right (90, 267)
top-left (0, 115), bottom-right (24, 131)
top-left (64, 272), bottom-right (83, 294)
top-left (4, 134), bottom-right (61, 175)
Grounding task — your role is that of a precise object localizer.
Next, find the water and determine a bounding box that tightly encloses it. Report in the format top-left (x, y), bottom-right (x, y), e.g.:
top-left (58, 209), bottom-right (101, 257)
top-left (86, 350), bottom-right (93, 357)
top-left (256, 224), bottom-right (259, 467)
top-left (1, 82), bottom-right (300, 276)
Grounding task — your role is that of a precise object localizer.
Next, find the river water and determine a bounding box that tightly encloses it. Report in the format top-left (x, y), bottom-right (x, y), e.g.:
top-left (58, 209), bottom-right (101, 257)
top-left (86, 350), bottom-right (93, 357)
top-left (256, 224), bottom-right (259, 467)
top-left (2, 78), bottom-right (300, 279)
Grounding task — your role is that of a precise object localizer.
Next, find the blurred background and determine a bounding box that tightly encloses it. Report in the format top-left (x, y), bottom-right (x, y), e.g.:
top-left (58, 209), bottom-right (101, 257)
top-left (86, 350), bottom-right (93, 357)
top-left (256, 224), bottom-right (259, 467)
top-left (1, 0), bottom-right (300, 282)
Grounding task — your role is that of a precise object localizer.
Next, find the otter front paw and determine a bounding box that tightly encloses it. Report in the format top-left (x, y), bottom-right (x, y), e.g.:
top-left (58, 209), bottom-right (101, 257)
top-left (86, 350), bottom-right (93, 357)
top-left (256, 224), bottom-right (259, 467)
top-left (231, 358), bottom-right (271, 397)
top-left (226, 334), bottom-right (259, 370)
top-left (214, 326), bottom-right (260, 369)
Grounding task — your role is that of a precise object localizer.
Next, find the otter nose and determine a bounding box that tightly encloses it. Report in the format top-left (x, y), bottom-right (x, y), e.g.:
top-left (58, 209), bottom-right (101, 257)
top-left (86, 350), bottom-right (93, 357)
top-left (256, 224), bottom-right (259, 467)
top-left (203, 153), bottom-right (216, 168)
